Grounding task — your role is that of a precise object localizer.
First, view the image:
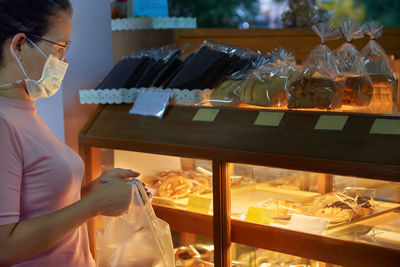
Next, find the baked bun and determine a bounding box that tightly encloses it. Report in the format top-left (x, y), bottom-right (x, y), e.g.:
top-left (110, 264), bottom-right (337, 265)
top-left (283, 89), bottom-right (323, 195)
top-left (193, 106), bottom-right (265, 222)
top-left (158, 176), bottom-right (193, 199)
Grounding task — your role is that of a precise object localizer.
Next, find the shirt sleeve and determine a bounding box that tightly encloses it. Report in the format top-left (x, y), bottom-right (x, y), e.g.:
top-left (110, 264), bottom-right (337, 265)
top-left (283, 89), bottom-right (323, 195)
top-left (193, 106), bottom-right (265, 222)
top-left (0, 117), bottom-right (22, 225)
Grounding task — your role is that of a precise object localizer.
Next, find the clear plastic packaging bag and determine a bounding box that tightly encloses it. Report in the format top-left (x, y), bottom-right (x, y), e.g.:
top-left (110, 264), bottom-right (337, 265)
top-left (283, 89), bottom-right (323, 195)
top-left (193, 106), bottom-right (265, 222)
top-left (207, 52), bottom-right (266, 107)
top-left (361, 21), bottom-right (398, 113)
top-left (288, 22), bottom-right (343, 109)
top-left (308, 187), bottom-right (376, 223)
top-left (335, 21), bottom-right (374, 107)
top-left (238, 48), bottom-right (295, 107)
top-left (96, 180), bottom-right (175, 267)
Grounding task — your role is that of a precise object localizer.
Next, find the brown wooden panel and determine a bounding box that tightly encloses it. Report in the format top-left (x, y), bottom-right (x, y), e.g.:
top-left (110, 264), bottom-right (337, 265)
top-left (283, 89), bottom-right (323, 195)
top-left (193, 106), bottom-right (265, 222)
top-left (231, 219), bottom-right (400, 267)
top-left (153, 205), bottom-right (213, 238)
top-left (173, 28), bottom-right (400, 60)
top-left (79, 104), bottom-right (400, 182)
top-left (212, 161), bottom-right (232, 267)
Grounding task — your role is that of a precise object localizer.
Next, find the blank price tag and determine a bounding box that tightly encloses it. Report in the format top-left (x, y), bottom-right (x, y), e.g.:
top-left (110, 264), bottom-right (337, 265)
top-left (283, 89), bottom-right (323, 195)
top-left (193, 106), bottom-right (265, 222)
top-left (192, 109), bottom-right (220, 122)
top-left (254, 111), bottom-right (284, 126)
top-left (287, 214), bottom-right (329, 235)
top-left (187, 195), bottom-right (211, 214)
top-left (129, 90), bottom-right (172, 118)
top-left (245, 206), bottom-right (274, 225)
top-left (314, 115), bottom-right (349, 131)
top-left (370, 119), bottom-right (400, 135)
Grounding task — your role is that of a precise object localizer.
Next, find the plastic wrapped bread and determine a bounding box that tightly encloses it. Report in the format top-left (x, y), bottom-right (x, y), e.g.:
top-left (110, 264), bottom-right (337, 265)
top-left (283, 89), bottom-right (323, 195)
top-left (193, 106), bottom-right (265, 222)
top-left (288, 22), bottom-right (343, 109)
top-left (335, 21), bottom-right (374, 107)
top-left (361, 21), bottom-right (398, 113)
top-left (238, 48), bottom-right (295, 107)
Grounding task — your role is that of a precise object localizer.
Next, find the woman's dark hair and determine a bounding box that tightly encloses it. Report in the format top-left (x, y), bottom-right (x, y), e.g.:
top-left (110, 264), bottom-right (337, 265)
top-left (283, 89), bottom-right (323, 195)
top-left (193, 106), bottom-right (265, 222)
top-left (0, 0), bottom-right (72, 64)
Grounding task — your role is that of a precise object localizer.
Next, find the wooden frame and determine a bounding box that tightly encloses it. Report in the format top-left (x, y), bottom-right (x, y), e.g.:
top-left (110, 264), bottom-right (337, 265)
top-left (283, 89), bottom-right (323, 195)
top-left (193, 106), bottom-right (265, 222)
top-left (79, 104), bottom-right (400, 266)
top-left (173, 28), bottom-right (400, 60)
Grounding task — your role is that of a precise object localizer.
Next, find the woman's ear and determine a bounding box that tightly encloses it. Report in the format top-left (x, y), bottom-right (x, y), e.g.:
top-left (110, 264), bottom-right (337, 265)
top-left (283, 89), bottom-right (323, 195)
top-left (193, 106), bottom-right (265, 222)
top-left (9, 33), bottom-right (27, 61)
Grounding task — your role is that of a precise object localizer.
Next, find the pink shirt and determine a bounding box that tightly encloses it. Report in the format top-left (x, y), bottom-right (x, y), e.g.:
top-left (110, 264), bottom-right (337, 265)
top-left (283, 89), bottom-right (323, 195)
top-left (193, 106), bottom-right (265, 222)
top-left (0, 96), bottom-right (95, 267)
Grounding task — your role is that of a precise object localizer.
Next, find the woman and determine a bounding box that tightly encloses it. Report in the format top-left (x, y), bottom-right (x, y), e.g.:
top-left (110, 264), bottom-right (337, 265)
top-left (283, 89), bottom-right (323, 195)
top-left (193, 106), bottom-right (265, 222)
top-left (0, 1), bottom-right (136, 266)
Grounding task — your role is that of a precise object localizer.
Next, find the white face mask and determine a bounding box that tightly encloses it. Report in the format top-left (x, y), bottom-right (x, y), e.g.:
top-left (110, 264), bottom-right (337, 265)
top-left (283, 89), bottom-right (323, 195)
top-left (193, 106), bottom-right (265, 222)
top-left (1, 38), bottom-right (69, 101)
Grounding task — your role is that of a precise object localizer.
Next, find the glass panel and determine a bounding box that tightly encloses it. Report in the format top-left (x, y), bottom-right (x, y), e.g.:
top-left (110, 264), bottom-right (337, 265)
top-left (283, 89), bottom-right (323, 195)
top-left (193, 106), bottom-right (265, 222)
top-left (333, 176), bottom-right (400, 203)
top-left (230, 164), bottom-right (319, 222)
top-left (230, 163), bottom-right (400, 249)
top-left (103, 150), bottom-right (214, 213)
top-left (232, 243), bottom-right (339, 267)
top-left (328, 211), bottom-right (400, 251)
top-left (172, 230), bottom-right (214, 266)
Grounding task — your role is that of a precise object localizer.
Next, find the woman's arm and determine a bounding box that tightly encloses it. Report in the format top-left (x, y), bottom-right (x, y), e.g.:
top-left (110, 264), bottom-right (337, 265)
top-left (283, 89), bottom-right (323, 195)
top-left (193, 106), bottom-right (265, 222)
top-left (0, 178), bottom-right (131, 266)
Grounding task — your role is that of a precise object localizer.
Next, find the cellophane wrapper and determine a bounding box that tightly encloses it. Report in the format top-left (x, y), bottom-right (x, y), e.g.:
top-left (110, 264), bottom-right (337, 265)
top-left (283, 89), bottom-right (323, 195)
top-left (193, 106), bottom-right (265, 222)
top-left (307, 187), bottom-right (376, 224)
top-left (238, 48), bottom-right (295, 107)
top-left (288, 22), bottom-right (343, 109)
top-left (335, 21), bottom-right (374, 107)
top-left (361, 21), bottom-right (398, 113)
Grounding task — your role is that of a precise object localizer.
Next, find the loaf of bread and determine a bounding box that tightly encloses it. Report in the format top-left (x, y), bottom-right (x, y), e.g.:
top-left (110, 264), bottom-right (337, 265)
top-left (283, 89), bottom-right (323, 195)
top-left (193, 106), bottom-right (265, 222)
top-left (342, 76), bottom-right (374, 106)
top-left (210, 80), bottom-right (241, 107)
top-left (238, 76), bottom-right (287, 107)
top-left (287, 78), bottom-right (340, 109)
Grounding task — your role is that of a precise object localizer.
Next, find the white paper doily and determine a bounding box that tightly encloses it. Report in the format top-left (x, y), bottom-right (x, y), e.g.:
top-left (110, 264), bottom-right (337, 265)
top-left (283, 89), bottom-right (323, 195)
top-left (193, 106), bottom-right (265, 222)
top-left (112, 17), bottom-right (197, 31)
top-left (79, 87), bottom-right (212, 105)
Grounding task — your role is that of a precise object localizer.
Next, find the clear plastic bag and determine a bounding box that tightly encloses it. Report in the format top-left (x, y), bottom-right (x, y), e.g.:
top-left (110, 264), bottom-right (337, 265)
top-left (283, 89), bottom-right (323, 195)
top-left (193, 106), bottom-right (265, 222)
top-left (96, 180), bottom-right (175, 267)
top-left (361, 21), bottom-right (398, 113)
top-left (208, 52), bottom-right (267, 107)
top-left (335, 21), bottom-right (374, 107)
top-left (287, 22), bottom-right (343, 109)
top-left (308, 187), bottom-right (376, 223)
top-left (238, 48), bottom-right (295, 107)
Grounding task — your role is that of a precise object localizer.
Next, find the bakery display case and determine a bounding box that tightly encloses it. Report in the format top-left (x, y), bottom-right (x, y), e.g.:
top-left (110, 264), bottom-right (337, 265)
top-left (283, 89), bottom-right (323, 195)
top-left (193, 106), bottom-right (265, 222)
top-left (79, 103), bottom-right (400, 266)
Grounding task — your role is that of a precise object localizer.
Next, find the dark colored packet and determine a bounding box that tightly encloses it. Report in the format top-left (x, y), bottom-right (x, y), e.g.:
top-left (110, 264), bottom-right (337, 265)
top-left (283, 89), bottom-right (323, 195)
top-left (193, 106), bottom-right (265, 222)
top-left (162, 53), bottom-right (195, 88)
top-left (151, 50), bottom-right (183, 87)
top-left (96, 57), bottom-right (147, 89)
top-left (166, 45), bottom-right (231, 89)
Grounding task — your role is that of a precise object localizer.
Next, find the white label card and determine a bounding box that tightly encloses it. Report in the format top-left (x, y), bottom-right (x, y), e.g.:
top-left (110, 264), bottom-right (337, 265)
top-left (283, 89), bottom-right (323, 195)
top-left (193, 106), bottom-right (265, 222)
top-left (129, 90), bottom-right (171, 118)
top-left (192, 109), bottom-right (220, 122)
top-left (254, 112), bottom-right (285, 126)
top-left (370, 119), bottom-right (400, 135)
top-left (314, 115), bottom-right (349, 131)
top-left (287, 214), bottom-right (330, 235)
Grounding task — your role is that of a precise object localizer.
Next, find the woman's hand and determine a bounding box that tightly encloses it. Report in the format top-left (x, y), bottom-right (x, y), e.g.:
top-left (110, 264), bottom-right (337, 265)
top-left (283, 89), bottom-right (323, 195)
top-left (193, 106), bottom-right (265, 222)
top-left (88, 177), bottom-right (133, 217)
top-left (100, 168), bottom-right (140, 180)
top-left (82, 168), bottom-right (139, 196)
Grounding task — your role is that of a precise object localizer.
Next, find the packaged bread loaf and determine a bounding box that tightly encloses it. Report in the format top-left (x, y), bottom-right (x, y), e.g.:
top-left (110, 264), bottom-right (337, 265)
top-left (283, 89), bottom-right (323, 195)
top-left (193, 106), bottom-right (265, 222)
top-left (361, 21), bottom-right (398, 113)
top-left (335, 21), bottom-right (374, 107)
top-left (210, 51), bottom-right (268, 106)
top-left (287, 22), bottom-right (342, 109)
top-left (238, 48), bottom-right (295, 107)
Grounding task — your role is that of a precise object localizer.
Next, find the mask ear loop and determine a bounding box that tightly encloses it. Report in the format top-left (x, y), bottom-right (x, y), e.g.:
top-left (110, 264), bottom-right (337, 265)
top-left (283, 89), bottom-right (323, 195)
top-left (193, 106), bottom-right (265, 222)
top-left (10, 44), bottom-right (29, 79)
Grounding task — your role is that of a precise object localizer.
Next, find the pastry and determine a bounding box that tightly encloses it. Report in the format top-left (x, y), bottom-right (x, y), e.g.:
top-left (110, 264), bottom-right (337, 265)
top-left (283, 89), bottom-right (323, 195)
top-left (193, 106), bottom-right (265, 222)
top-left (354, 196), bottom-right (374, 217)
top-left (315, 201), bottom-right (356, 223)
top-left (210, 80), bottom-right (241, 107)
top-left (158, 176), bottom-right (193, 199)
top-left (191, 177), bottom-right (210, 194)
top-left (239, 76), bottom-right (287, 107)
top-left (287, 78), bottom-right (340, 109)
top-left (342, 76), bottom-right (373, 106)
top-left (175, 247), bottom-right (198, 267)
top-left (193, 245), bottom-right (214, 262)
